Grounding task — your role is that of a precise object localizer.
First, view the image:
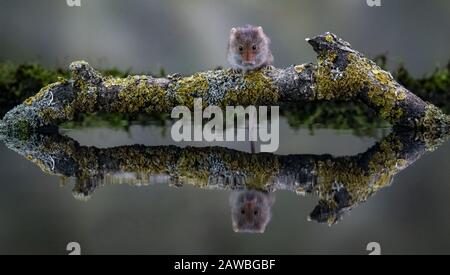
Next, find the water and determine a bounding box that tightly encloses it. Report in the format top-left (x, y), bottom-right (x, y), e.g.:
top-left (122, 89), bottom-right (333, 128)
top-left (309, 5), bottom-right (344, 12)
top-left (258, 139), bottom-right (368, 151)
top-left (1, 117), bottom-right (450, 255)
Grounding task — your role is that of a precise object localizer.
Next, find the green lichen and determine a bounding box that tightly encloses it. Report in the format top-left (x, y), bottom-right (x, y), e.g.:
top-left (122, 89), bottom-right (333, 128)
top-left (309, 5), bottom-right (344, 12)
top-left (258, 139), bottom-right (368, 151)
top-left (73, 79), bottom-right (97, 113)
top-left (24, 89), bottom-right (45, 106)
top-left (314, 52), bottom-right (362, 100)
top-left (176, 149), bottom-right (210, 187)
top-left (314, 52), bottom-right (406, 122)
top-left (222, 70), bottom-right (279, 107)
top-left (38, 104), bottom-right (75, 125)
top-left (3, 56), bottom-right (449, 134)
top-left (315, 158), bottom-right (393, 225)
top-left (219, 149), bottom-right (280, 189)
top-left (325, 34), bottom-right (334, 43)
top-left (26, 154), bottom-right (55, 175)
top-left (294, 64), bottom-right (307, 74)
top-left (417, 105), bottom-right (450, 146)
top-left (367, 138), bottom-right (403, 175)
top-left (106, 76), bottom-right (172, 113)
top-left (367, 67), bottom-right (406, 120)
top-left (15, 119), bottom-right (31, 135)
top-left (171, 73), bottom-right (209, 108)
top-left (40, 144), bottom-right (280, 191)
top-left (315, 136), bottom-right (404, 223)
top-left (175, 148), bottom-right (280, 189)
top-left (420, 104), bottom-right (450, 128)
top-left (113, 146), bottom-right (175, 175)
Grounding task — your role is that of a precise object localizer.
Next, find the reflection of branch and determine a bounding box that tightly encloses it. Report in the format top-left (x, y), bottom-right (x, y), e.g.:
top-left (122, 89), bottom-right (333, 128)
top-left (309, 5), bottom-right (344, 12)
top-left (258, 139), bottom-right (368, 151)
top-left (1, 33), bottom-right (449, 135)
top-left (2, 129), bottom-right (445, 224)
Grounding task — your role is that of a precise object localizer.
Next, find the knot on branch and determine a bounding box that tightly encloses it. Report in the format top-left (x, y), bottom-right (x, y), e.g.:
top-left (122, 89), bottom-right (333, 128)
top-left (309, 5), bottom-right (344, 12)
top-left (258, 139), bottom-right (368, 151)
top-left (69, 60), bottom-right (103, 86)
top-left (307, 32), bottom-right (356, 56)
top-left (69, 61), bottom-right (103, 113)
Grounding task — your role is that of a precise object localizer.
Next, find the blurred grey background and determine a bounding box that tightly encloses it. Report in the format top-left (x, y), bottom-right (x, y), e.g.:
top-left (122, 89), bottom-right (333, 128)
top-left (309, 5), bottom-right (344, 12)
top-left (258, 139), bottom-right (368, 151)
top-left (1, 0), bottom-right (450, 255)
top-left (0, 0), bottom-right (449, 76)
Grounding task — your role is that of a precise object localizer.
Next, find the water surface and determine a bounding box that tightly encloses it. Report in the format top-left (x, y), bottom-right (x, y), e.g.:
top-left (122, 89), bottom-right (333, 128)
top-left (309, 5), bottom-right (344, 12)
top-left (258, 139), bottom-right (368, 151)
top-left (1, 117), bottom-right (450, 255)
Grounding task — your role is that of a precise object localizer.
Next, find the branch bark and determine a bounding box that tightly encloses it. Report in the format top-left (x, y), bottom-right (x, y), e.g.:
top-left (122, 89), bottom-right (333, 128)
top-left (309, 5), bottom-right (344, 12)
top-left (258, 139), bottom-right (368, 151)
top-left (0, 32), bottom-right (449, 134)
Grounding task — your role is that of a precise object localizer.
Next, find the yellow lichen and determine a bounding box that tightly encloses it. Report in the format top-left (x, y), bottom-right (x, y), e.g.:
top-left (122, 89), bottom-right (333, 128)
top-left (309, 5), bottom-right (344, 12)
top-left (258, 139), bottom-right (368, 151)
top-left (174, 147), bottom-right (280, 189)
top-left (173, 73), bottom-right (209, 108)
top-left (294, 64), bottom-right (306, 73)
top-left (315, 52), bottom-right (362, 100)
top-left (416, 105), bottom-right (450, 148)
top-left (315, 135), bottom-right (404, 215)
top-left (314, 52), bottom-right (406, 121)
top-left (106, 76), bottom-right (172, 113)
top-left (38, 104), bottom-right (75, 124)
top-left (223, 70), bottom-right (279, 107)
top-left (396, 90), bottom-right (407, 100)
top-left (24, 82), bottom-right (61, 106)
top-left (75, 84), bottom-right (97, 113)
top-left (325, 34), bottom-right (334, 43)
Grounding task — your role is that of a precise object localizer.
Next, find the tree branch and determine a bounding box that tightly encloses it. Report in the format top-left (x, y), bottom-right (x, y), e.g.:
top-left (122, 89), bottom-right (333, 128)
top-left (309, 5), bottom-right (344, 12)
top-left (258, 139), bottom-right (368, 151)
top-left (1, 33), bottom-right (449, 134)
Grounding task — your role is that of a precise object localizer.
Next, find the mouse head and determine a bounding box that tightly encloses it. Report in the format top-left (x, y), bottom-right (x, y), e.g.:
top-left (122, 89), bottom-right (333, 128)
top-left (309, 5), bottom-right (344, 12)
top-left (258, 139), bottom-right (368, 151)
top-left (229, 189), bottom-right (274, 233)
top-left (228, 25), bottom-right (271, 70)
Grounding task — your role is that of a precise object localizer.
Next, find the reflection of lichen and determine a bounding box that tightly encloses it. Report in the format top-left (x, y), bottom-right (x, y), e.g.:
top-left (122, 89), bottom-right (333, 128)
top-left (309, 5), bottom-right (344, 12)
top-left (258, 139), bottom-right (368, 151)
top-left (419, 104), bottom-right (450, 132)
top-left (3, 128), bottom-right (446, 225)
top-left (176, 149), bottom-right (211, 187)
top-left (13, 119), bottom-right (31, 140)
top-left (315, 135), bottom-right (404, 224)
top-left (113, 146), bottom-right (175, 176)
top-left (173, 147), bottom-right (280, 189)
top-left (20, 133), bottom-right (282, 191)
top-left (38, 104), bottom-right (75, 125)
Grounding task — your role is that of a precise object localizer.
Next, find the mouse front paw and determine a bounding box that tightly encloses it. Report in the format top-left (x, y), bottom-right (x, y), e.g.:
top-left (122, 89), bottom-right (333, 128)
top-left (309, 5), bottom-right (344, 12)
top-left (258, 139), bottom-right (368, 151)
top-left (229, 68), bottom-right (243, 74)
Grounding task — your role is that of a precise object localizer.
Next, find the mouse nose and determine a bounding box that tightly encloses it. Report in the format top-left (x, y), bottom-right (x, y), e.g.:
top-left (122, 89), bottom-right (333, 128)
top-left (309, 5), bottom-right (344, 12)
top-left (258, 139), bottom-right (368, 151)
top-left (242, 50), bottom-right (255, 65)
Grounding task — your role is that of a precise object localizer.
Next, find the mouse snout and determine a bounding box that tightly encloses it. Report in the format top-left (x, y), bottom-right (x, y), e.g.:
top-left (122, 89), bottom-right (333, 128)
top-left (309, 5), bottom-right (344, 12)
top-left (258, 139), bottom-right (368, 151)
top-left (241, 50), bottom-right (256, 65)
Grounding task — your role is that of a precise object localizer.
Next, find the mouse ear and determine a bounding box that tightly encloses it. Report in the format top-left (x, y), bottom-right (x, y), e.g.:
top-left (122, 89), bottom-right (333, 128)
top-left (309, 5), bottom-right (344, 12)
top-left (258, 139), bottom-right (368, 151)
top-left (257, 26), bottom-right (264, 33)
top-left (230, 27), bottom-right (237, 34)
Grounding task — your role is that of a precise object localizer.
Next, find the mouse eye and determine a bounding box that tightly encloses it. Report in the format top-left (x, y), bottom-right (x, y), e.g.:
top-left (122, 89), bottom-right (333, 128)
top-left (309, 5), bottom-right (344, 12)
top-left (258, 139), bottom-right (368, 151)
top-left (238, 46), bottom-right (243, 52)
top-left (252, 45), bottom-right (257, 50)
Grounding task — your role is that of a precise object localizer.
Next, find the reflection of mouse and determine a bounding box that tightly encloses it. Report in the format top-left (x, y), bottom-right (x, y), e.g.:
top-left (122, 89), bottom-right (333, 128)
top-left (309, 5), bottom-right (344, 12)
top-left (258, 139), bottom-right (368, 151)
top-left (229, 189), bottom-right (275, 233)
top-left (227, 25), bottom-right (273, 71)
